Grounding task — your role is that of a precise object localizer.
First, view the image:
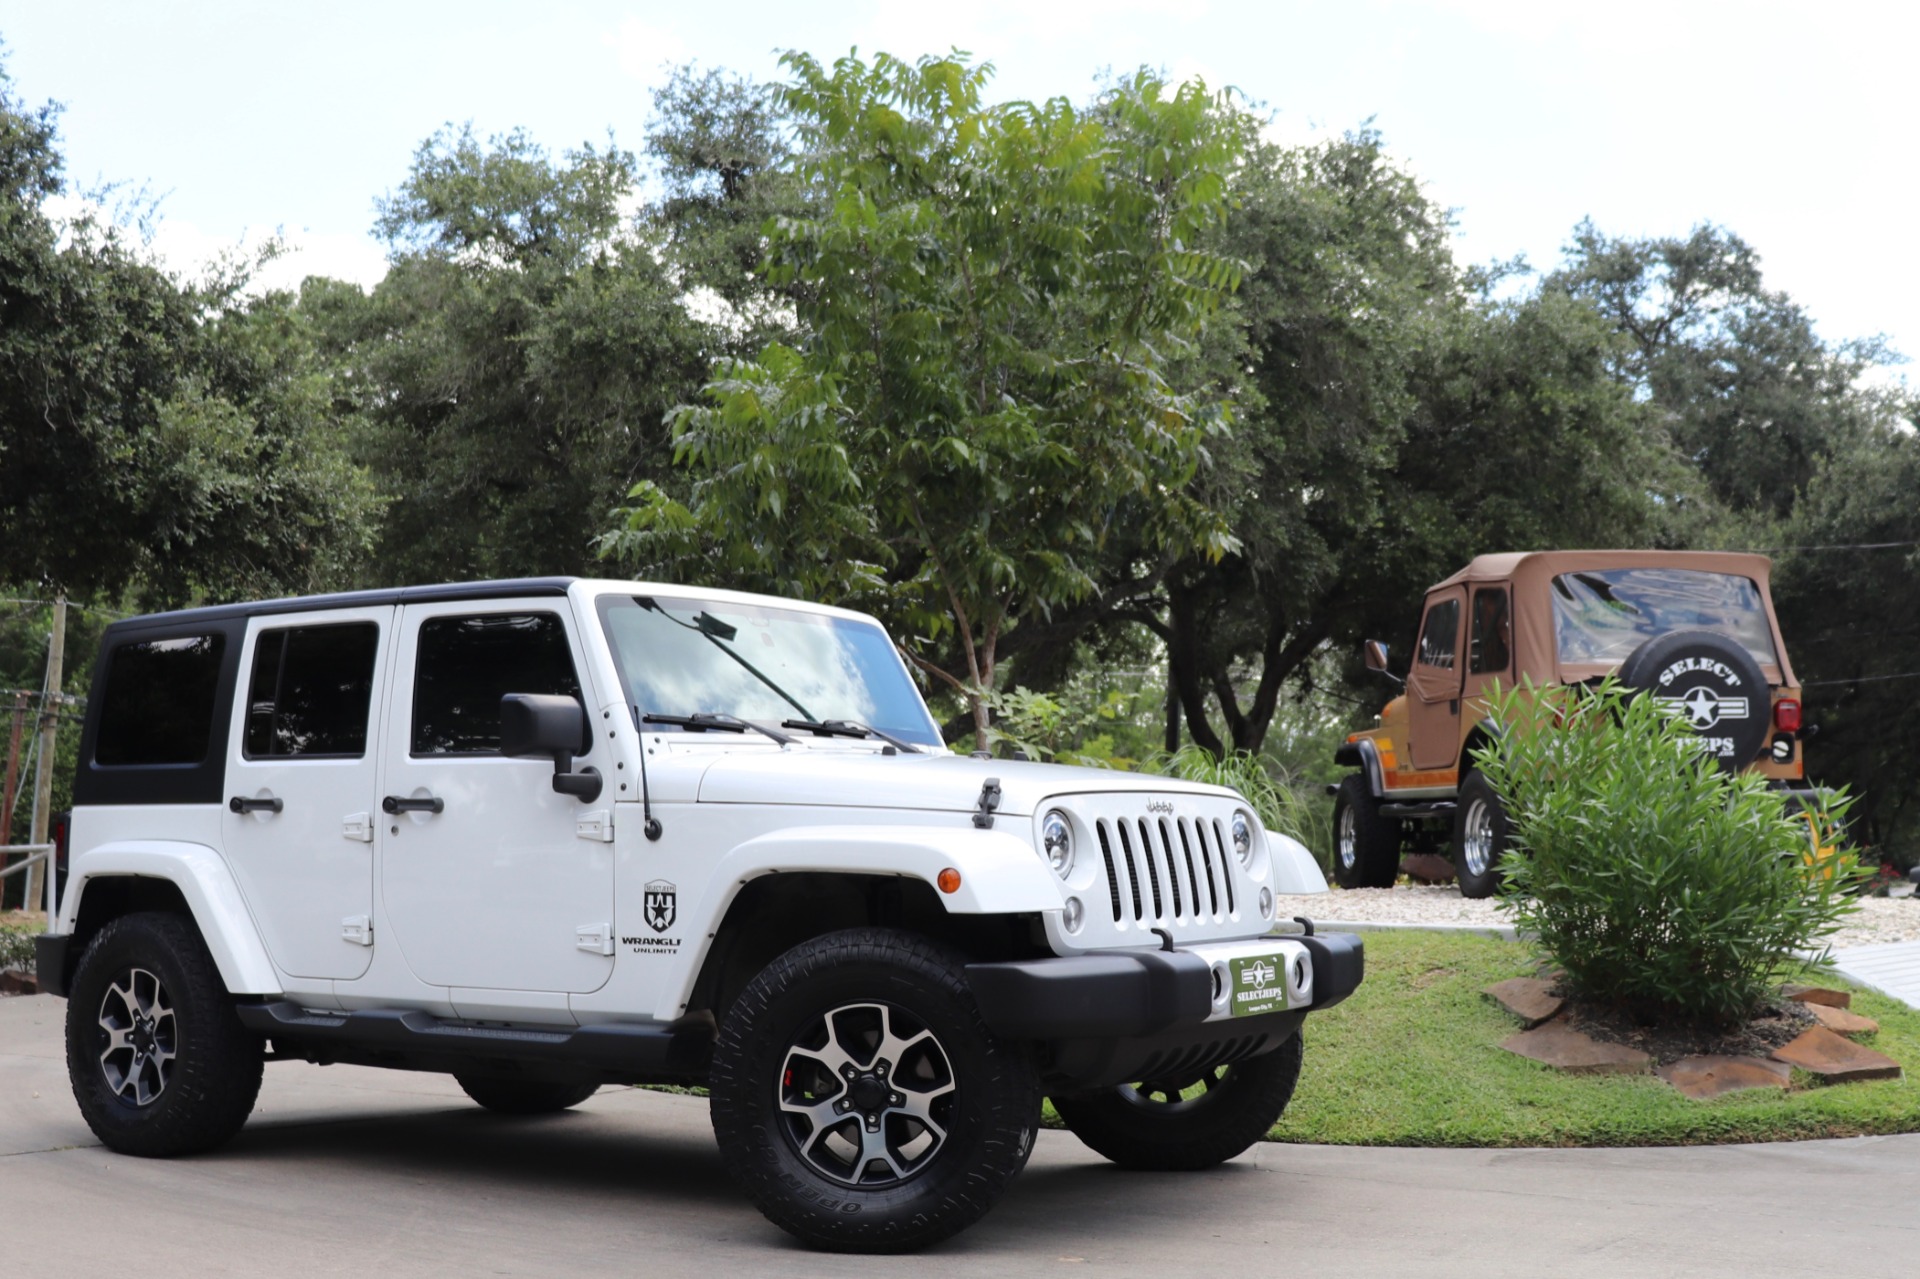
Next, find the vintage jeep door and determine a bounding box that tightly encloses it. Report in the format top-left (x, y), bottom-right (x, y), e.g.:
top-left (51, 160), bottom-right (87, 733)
top-left (377, 600), bottom-right (615, 996)
top-left (1407, 587), bottom-right (1467, 770)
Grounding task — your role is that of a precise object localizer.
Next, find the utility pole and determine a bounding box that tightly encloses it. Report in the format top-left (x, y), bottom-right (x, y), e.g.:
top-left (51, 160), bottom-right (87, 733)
top-left (26, 597), bottom-right (65, 917)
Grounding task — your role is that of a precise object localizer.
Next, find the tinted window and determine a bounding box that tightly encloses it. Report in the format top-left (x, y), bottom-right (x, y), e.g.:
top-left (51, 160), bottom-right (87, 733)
top-left (244, 623), bottom-right (380, 758)
top-left (1469, 588), bottom-right (1511, 674)
top-left (1552, 569), bottom-right (1777, 666)
top-left (95, 634), bottom-right (227, 766)
top-left (1416, 599), bottom-right (1460, 670)
top-left (411, 613), bottom-right (581, 755)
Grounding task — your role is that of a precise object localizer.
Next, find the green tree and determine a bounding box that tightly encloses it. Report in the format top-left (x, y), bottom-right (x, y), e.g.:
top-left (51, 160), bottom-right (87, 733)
top-left (336, 124), bottom-right (712, 583)
top-left (606, 53), bottom-right (1246, 748)
top-left (0, 55), bottom-right (379, 606)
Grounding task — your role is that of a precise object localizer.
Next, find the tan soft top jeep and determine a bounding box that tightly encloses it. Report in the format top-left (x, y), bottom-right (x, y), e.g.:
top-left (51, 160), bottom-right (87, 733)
top-left (1331, 550), bottom-right (1813, 897)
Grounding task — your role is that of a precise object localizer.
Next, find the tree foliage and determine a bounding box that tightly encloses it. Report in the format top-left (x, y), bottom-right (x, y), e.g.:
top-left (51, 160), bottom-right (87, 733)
top-left (606, 53), bottom-right (1246, 746)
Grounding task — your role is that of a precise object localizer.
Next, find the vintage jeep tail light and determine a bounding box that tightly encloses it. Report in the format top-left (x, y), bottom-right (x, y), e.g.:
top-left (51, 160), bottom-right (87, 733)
top-left (1774, 699), bottom-right (1803, 733)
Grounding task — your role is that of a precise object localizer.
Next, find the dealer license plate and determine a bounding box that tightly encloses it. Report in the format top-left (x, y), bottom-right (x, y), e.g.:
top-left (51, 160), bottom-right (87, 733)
top-left (1228, 951), bottom-right (1291, 1018)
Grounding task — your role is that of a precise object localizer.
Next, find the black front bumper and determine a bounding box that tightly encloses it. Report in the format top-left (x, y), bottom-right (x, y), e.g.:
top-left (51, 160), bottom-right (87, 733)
top-left (965, 932), bottom-right (1364, 1087)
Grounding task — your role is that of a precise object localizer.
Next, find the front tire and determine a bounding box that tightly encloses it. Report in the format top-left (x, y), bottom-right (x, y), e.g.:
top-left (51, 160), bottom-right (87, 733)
top-left (64, 912), bottom-right (264, 1157)
top-left (1453, 770), bottom-right (1510, 899)
top-left (709, 927), bottom-right (1040, 1253)
top-left (1332, 774), bottom-right (1400, 888)
top-left (1052, 1033), bottom-right (1303, 1170)
top-left (456, 1076), bottom-right (599, 1114)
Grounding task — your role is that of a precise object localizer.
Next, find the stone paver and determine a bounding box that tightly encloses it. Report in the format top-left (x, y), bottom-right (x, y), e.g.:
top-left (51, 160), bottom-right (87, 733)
top-left (1655, 1055), bottom-right (1790, 1099)
top-left (1784, 984), bottom-right (1852, 1009)
top-left (1501, 1021), bottom-right (1651, 1075)
top-left (1806, 1002), bottom-right (1880, 1036)
top-left (1770, 1026), bottom-right (1901, 1082)
top-left (1484, 976), bottom-right (1563, 1027)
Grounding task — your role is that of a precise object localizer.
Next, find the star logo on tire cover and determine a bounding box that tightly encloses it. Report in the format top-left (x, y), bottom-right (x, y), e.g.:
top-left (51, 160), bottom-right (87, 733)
top-left (1669, 686), bottom-right (1750, 730)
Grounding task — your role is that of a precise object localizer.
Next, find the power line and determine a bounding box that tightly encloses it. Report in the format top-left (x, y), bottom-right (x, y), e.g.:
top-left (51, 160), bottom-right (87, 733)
top-left (1760, 541), bottom-right (1920, 553)
top-left (1801, 671), bottom-right (1920, 688)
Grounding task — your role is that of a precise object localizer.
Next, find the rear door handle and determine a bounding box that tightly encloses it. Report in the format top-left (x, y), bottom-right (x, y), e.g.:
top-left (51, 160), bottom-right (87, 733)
top-left (229, 795), bottom-right (284, 814)
top-left (382, 795), bottom-right (445, 815)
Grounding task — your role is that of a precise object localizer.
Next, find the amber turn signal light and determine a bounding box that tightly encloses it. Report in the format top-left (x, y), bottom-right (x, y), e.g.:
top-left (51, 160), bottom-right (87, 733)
top-left (937, 868), bottom-right (962, 894)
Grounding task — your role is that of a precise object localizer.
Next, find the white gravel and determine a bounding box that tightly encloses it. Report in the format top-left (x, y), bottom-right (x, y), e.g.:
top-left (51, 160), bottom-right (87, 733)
top-left (1277, 885), bottom-right (1920, 949)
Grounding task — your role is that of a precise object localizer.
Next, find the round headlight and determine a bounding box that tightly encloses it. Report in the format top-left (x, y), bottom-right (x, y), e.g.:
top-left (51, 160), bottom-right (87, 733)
top-left (1231, 810), bottom-right (1255, 867)
top-left (1041, 809), bottom-right (1074, 878)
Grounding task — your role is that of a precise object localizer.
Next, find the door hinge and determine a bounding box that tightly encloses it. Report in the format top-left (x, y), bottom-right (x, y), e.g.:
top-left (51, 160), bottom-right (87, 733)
top-left (575, 923), bottom-right (614, 956)
top-left (575, 809), bottom-right (614, 843)
top-left (341, 915), bottom-right (374, 946)
top-left (341, 813), bottom-right (375, 843)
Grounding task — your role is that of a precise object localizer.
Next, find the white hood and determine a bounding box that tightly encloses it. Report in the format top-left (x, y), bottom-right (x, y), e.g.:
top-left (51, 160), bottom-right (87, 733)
top-left (693, 748), bottom-right (1240, 818)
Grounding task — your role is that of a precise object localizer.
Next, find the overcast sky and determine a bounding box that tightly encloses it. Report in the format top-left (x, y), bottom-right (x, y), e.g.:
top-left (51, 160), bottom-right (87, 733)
top-left (5, 1), bottom-right (1915, 374)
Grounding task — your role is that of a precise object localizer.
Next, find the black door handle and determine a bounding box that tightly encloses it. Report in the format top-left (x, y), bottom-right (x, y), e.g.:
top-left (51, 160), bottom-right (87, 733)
top-left (229, 795), bottom-right (284, 814)
top-left (382, 794), bottom-right (445, 815)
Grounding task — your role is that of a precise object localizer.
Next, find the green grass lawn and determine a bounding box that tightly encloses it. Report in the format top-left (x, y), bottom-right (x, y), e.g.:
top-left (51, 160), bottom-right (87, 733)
top-left (1268, 930), bottom-right (1920, 1147)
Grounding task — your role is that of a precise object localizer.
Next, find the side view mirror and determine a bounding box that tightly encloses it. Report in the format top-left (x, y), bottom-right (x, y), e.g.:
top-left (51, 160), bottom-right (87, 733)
top-left (1362, 640), bottom-right (1404, 687)
top-left (499, 693), bottom-right (602, 803)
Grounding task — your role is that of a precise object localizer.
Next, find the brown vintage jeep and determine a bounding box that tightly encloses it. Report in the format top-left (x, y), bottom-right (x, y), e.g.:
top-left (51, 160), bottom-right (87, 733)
top-left (1331, 550), bottom-right (1815, 897)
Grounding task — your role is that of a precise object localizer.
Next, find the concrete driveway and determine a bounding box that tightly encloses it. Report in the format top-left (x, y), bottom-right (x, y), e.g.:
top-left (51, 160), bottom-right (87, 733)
top-left (3, 992), bottom-right (1917, 1277)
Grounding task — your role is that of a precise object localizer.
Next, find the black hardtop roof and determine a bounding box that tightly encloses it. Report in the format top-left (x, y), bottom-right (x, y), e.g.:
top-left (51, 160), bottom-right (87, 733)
top-left (106, 577), bottom-right (580, 635)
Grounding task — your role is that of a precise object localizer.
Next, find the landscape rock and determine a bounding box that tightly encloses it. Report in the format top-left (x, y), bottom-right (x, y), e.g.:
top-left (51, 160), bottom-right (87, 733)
top-left (0, 971), bottom-right (37, 996)
top-left (1656, 1055), bottom-right (1791, 1099)
top-left (1485, 977), bottom-right (1564, 1027)
top-left (1399, 853), bottom-right (1456, 884)
top-left (1501, 1021), bottom-right (1651, 1075)
top-left (1806, 1002), bottom-right (1880, 1036)
top-left (1784, 985), bottom-right (1852, 1010)
top-left (1770, 1026), bottom-right (1901, 1082)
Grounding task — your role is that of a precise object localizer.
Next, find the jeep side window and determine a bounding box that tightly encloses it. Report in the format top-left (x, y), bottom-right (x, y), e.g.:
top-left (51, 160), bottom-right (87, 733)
top-left (1469, 588), bottom-right (1511, 674)
top-left (1415, 599), bottom-right (1459, 670)
top-left (243, 623), bottom-right (381, 758)
top-left (94, 634), bottom-right (227, 766)
top-left (411, 613), bottom-right (582, 755)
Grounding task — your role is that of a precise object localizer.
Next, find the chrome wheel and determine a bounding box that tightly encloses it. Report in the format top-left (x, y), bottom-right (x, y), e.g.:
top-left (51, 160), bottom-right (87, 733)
top-left (1461, 798), bottom-right (1495, 878)
top-left (778, 1001), bottom-right (956, 1187)
top-left (97, 967), bottom-right (176, 1107)
top-left (1337, 804), bottom-right (1357, 871)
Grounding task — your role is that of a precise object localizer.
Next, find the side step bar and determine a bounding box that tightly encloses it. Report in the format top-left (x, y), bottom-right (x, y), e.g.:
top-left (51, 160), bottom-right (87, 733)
top-left (236, 1001), bottom-right (713, 1082)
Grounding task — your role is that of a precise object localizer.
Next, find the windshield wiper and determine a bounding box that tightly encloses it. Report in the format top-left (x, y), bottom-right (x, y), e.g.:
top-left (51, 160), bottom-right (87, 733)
top-left (642, 711), bottom-right (795, 746)
top-left (781, 718), bottom-right (923, 754)
top-left (635, 597), bottom-right (817, 721)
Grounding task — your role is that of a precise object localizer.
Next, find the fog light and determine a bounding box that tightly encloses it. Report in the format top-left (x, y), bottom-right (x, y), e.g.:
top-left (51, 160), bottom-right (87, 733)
top-left (1293, 956), bottom-right (1308, 991)
top-left (1211, 965), bottom-right (1226, 1003)
top-left (1062, 896), bottom-right (1085, 934)
top-left (1259, 886), bottom-right (1274, 918)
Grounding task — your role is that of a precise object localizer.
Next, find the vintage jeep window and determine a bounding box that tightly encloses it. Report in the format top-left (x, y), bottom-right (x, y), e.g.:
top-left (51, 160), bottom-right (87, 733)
top-left (243, 623), bottom-right (380, 758)
top-left (598, 595), bottom-right (942, 747)
top-left (1469, 587), bottom-right (1511, 674)
top-left (1552, 569), bottom-right (1777, 665)
top-left (1416, 598), bottom-right (1460, 669)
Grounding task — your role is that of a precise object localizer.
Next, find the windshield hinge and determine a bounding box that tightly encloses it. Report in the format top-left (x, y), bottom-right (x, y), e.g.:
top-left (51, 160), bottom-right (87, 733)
top-left (972, 778), bottom-right (1002, 829)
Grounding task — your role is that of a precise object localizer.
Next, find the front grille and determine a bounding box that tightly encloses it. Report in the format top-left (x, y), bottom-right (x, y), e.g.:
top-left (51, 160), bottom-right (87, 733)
top-left (1093, 815), bottom-right (1240, 926)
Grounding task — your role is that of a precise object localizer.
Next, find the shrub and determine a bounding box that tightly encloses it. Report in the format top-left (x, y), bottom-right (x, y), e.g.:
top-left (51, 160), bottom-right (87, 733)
top-left (0, 923), bottom-right (36, 972)
top-left (1153, 744), bottom-right (1332, 861)
top-left (1476, 677), bottom-right (1862, 1025)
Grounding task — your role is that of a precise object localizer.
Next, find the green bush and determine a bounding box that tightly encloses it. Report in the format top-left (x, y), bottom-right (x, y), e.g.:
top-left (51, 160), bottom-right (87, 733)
top-left (1152, 743), bottom-right (1332, 860)
top-left (1476, 677), bottom-right (1861, 1025)
top-left (0, 923), bottom-right (36, 972)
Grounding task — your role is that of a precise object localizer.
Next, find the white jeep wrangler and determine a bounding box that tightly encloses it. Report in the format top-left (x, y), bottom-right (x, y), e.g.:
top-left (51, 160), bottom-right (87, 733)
top-left (36, 577), bottom-right (1359, 1252)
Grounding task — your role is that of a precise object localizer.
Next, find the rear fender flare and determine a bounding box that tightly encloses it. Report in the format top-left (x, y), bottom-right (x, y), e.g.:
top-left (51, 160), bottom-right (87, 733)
top-left (59, 841), bottom-right (280, 995)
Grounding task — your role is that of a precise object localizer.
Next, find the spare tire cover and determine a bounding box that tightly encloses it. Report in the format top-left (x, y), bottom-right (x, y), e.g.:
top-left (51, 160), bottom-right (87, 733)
top-left (1617, 629), bottom-right (1771, 771)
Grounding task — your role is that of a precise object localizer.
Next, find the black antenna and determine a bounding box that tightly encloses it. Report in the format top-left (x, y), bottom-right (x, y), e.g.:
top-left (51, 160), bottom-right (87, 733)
top-left (633, 705), bottom-right (663, 841)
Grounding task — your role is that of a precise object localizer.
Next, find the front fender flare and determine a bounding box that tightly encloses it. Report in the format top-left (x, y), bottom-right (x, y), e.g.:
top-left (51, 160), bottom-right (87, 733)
top-left (712, 824), bottom-right (1062, 914)
top-left (60, 841), bottom-right (281, 995)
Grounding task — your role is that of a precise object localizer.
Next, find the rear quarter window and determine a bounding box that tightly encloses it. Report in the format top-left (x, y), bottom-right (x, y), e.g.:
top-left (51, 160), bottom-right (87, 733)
top-left (94, 634), bottom-right (228, 766)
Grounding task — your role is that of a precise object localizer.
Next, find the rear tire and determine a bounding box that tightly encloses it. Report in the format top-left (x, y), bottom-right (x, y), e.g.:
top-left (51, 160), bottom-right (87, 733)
top-left (709, 927), bottom-right (1040, 1253)
top-left (65, 912), bottom-right (263, 1157)
top-left (1052, 1032), bottom-right (1303, 1170)
top-left (1332, 774), bottom-right (1400, 888)
top-left (1452, 770), bottom-right (1510, 899)
top-left (456, 1076), bottom-right (599, 1114)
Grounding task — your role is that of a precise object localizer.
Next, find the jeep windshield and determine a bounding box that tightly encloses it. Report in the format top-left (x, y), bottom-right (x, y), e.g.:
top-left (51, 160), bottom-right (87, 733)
top-left (596, 595), bottom-right (944, 749)
top-left (1551, 568), bottom-right (1778, 666)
